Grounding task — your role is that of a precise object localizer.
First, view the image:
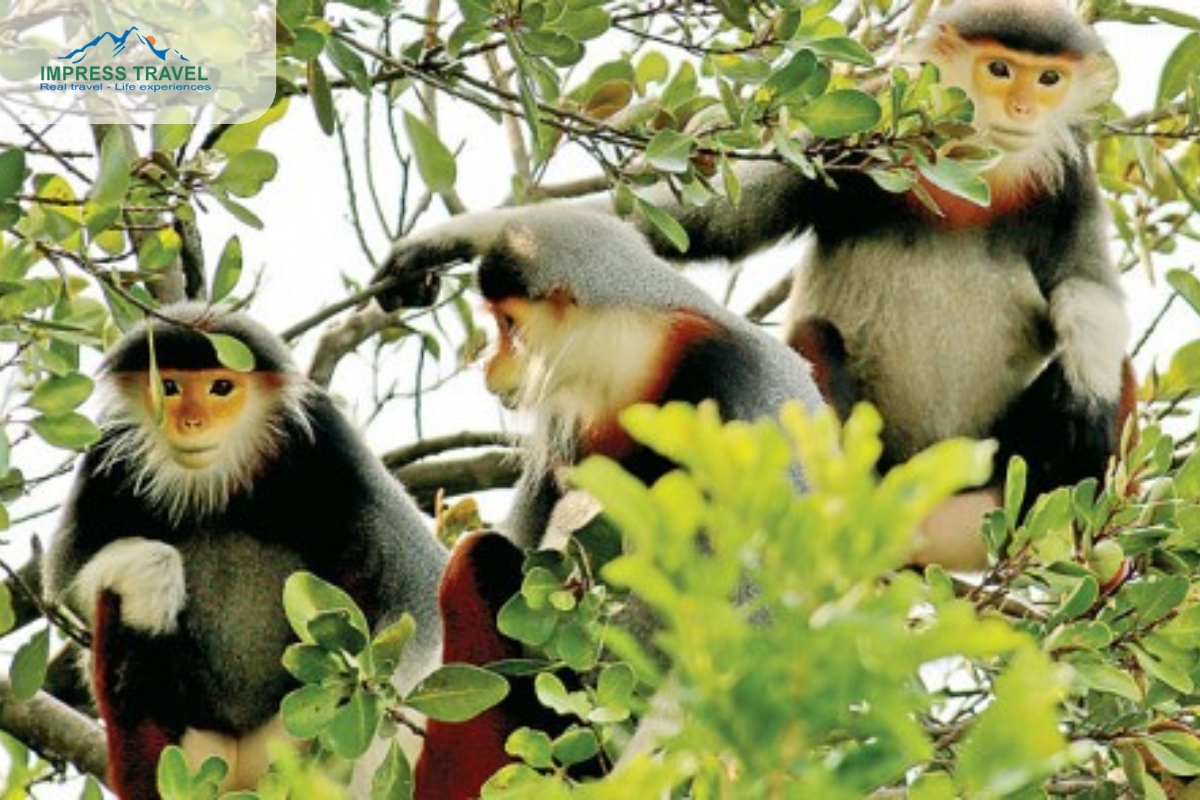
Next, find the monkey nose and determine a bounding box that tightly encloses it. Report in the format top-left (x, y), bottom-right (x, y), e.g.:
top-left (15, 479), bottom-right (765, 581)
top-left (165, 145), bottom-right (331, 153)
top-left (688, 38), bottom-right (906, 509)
top-left (180, 416), bottom-right (204, 430)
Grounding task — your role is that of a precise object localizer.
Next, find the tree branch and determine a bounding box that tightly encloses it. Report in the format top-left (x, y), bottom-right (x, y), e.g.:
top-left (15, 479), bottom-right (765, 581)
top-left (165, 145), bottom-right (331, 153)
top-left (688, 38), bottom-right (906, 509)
top-left (382, 432), bottom-right (515, 469)
top-left (392, 450), bottom-right (522, 510)
top-left (0, 678), bottom-right (106, 784)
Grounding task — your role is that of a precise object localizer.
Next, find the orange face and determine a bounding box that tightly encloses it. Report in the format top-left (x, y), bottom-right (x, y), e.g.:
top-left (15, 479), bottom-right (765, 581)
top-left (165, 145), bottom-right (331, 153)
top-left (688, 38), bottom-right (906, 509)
top-left (969, 42), bottom-right (1075, 150)
top-left (484, 298), bottom-right (533, 406)
top-left (143, 368), bottom-right (253, 468)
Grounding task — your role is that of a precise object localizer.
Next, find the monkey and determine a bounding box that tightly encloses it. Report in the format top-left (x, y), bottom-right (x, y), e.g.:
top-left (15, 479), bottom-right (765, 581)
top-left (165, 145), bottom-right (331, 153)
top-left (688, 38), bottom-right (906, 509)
top-left (402, 208), bottom-right (822, 798)
top-left (372, 0), bottom-right (1134, 570)
top-left (42, 303), bottom-right (448, 799)
top-left (473, 207), bottom-right (823, 548)
top-left (635, 0), bottom-right (1135, 566)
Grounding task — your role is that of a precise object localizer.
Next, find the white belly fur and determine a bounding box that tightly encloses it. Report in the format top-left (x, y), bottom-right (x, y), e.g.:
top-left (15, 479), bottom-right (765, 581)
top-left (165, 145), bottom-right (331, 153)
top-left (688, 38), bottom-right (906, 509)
top-left (788, 234), bottom-right (1051, 459)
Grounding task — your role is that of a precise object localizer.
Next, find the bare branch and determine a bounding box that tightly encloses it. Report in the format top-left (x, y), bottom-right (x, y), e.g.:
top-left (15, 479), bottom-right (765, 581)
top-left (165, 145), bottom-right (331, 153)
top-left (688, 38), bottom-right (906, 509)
top-left (393, 451), bottom-right (522, 510)
top-left (303, 303), bottom-right (396, 388)
top-left (745, 272), bottom-right (793, 324)
top-left (0, 678), bottom-right (107, 785)
top-left (382, 432), bottom-right (515, 469)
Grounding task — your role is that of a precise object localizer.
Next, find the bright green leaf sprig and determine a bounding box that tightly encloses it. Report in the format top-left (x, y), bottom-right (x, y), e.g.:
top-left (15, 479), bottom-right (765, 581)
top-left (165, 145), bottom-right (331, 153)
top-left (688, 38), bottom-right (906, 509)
top-left (481, 401), bottom-right (1077, 798)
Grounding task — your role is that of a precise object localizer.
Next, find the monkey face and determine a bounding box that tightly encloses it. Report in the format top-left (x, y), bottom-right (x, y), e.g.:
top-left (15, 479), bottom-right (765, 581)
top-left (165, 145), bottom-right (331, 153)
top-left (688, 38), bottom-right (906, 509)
top-left (484, 298), bottom-right (532, 408)
top-left (138, 369), bottom-right (260, 469)
top-left (968, 44), bottom-right (1074, 151)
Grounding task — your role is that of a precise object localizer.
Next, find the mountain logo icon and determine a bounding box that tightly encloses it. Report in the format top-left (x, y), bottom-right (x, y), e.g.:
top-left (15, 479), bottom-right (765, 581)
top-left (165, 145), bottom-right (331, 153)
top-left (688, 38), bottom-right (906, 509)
top-left (58, 27), bottom-right (188, 65)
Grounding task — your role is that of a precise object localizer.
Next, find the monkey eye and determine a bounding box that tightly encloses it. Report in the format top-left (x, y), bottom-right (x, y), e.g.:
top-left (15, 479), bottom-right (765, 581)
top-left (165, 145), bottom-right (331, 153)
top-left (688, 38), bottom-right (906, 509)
top-left (210, 379), bottom-right (236, 397)
top-left (161, 378), bottom-right (181, 396)
top-left (987, 60), bottom-right (1011, 79)
top-left (1038, 70), bottom-right (1062, 86)
top-left (496, 311), bottom-right (517, 334)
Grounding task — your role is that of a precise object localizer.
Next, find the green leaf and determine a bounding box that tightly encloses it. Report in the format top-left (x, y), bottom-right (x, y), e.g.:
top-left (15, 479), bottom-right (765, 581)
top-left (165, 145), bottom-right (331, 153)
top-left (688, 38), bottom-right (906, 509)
top-left (1063, 650), bottom-right (1142, 700)
top-left (1160, 339), bottom-right (1200, 397)
top-left (137, 228), bottom-right (183, 272)
top-left (764, 49), bottom-right (817, 101)
top-left (552, 727), bottom-right (599, 766)
top-left (27, 373), bottom-right (93, 415)
top-left (868, 167), bottom-right (917, 194)
top-left (327, 689), bottom-right (382, 760)
top-left (80, 777), bottom-right (106, 800)
top-left (213, 150), bottom-right (279, 199)
top-left (634, 197), bottom-right (689, 253)
top-left (29, 412), bottom-right (102, 451)
top-left (533, 672), bottom-right (590, 718)
top-left (521, 566), bottom-right (563, 610)
top-left (10, 628), bottom-right (49, 701)
top-left (582, 80), bottom-right (633, 119)
top-left (290, 26), bottom-right (327, 61)
top-left (595, 663), bottom-right (636, 709)
top-left (635, 51), bottom-right (670, 92)
top-left (498, 594), bottom-right (557, 647)
top-left (1145, 731), bottom-right (1200, 777)
top-left (1157, 32), bottom-right (1200, 104)
top-left (205, 333), bottom-right (257, 373)
top-left (155, 746), bottom-right (193, 798)
top-left (281, 683), bottom-right (347, 739)
top-left (152, 122), bottom-right (194, 154)
top-left (282, 571), bottom-right (370, 645)
top-left (1128, 642), bottom-right (1194, 694)
top-left (0, 584), bottom-right (15, 636)
top-left (214, 99), bottom-right (290, 155)
top-left (807, 36), bottom-right (875, 67)
top-left (1167, 268), bottom-right (1200, 316)
top-left (909, 772), bottom-right (957, 800)
top-left (1004, 456), bottom-right (1027, 520)
top-left (521, 31), bottom-right (584, 67)
top-left (84, 201), bottom-right (122, 238)
top-left (554, 6), bottom-right (609, 41)
top-left (210, 235), bottom-right (243, 303)
top-left (645, 130), bottom-right (694, 174)
top-left (308, 59), bottom-right (336, 135)
top-left (406, 664), bottom-right (510, 722)
top-left (798, 89), bottom-right (881, 138)
top-left (282, 643), bottom-right (349, 684)
top-left (308, 610), bottom-right (369, 654)
top-left (211, 190), bottom-right (265, 230)
top-left (0, 149), bottom-right (27, 202)
top-left (365, 615), bottom-right (416, 678)
top-left (1123, 574), bottom-right (1190, 625)
top-left (91, 128), bottom-right (132, 205)
top-left (325, 36), bottom-right (371, 93)
top-left (916, 151), bottom-right (991, 208)
top-left (550, 619), bottom-right (596, 671)
top-left (506, 728), bottom-right (555, 770)
top-left (403, 112), bottom-right (457, 194)
top-left (371, 740), bottom-right (414, 800)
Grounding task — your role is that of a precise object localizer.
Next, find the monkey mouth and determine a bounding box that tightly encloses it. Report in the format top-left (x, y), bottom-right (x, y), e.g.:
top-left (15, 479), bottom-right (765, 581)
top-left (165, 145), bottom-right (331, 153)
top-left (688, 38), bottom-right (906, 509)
top-left (985, 127), bottom-right (1036, 150)
top-left (171, 445), bottom-right (221, 468)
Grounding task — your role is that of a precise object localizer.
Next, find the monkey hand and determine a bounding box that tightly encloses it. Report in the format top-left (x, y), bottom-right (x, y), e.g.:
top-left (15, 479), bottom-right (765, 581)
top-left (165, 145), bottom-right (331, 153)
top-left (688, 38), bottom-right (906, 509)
top-left (372, 210), bottom-right (517, 312)
top-left (76, 538), bottom-right (187, 635)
